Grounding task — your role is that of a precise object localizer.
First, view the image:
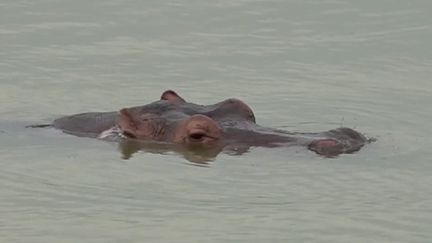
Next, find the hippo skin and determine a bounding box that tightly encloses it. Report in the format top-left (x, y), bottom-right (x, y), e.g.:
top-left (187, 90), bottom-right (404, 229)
top-left (41, 90), bottom-right (371, 160)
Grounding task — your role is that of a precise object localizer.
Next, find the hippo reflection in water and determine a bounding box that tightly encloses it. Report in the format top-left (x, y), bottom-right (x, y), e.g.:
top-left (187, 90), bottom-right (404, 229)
top-left (32, 90), bottom-right (372, 161)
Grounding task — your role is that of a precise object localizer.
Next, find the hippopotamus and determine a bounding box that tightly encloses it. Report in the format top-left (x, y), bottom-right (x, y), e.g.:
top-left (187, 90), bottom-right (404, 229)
top-left (31, 90), bottom-right (372, 160)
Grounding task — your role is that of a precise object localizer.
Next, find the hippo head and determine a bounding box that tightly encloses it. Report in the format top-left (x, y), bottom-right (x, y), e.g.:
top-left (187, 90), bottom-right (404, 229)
top-left (45, 89), bottom-right (370, 162)
top-left (117, 90), bottom-right (224, 148)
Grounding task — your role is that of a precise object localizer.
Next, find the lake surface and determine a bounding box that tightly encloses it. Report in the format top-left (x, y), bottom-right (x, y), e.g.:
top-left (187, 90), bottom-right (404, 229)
top-left (1, 0), bottom-right (432, 242)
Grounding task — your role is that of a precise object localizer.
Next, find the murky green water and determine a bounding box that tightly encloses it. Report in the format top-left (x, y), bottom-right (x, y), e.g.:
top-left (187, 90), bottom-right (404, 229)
top-left (1, 0), bottom-right (432, 242)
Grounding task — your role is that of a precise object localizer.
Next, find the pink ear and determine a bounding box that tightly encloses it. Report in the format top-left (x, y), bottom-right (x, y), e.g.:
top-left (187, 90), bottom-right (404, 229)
top-left (160, 90), bottom-right (186, 103)
top-left (118, 108), bottom-right (137, 132)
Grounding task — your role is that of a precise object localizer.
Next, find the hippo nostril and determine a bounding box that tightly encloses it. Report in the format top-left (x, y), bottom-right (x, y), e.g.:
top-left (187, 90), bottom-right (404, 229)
top-left (122, 131), bottom-right (137, 139)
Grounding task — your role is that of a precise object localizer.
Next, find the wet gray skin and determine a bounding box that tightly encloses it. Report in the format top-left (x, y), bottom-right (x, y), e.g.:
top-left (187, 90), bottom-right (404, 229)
top-left (37, 90), bottom-right (371, 160)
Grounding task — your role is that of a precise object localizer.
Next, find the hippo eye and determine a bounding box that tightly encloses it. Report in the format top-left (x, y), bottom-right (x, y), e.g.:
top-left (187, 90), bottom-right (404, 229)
top-left (189, 132), bottom-right (206, 141)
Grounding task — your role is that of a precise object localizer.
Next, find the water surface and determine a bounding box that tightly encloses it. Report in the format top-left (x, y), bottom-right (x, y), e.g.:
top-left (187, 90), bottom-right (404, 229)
top-left (1, 0), bottom-right (432, 242)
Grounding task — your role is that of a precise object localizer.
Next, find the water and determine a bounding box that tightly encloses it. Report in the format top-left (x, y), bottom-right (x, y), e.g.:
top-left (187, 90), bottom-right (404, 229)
top-left (1, 0), bottom-right (432, 242)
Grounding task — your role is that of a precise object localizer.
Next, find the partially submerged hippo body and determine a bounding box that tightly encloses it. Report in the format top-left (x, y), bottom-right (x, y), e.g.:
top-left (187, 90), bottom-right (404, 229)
top-left (40, 90), bottom-right (371, 160)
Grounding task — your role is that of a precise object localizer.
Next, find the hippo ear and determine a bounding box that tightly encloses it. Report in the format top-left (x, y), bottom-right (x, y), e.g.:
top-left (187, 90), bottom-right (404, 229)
top-left (118, 108), bottom-right (139, 138)
top-left (160, 90), bottom-right (186, 103)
